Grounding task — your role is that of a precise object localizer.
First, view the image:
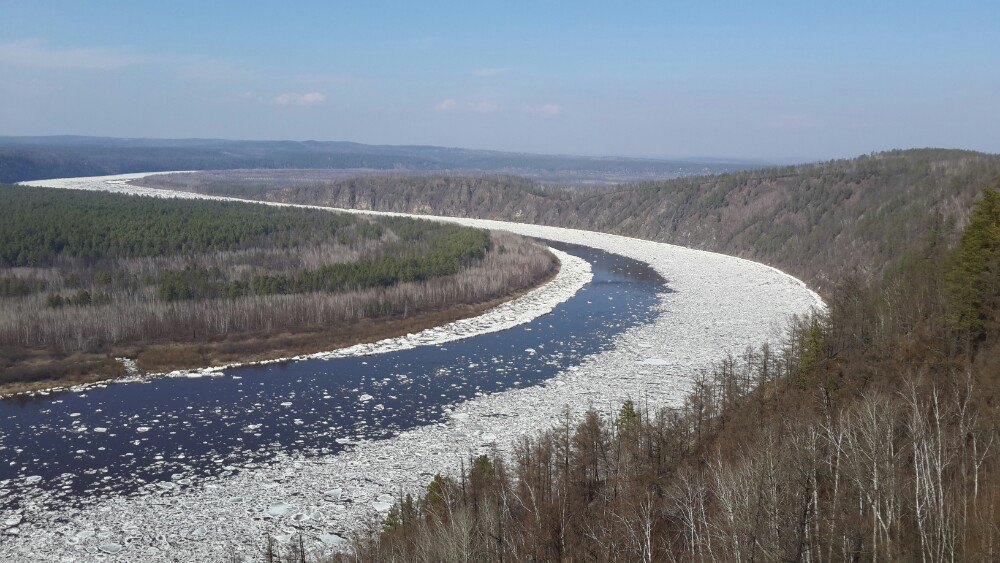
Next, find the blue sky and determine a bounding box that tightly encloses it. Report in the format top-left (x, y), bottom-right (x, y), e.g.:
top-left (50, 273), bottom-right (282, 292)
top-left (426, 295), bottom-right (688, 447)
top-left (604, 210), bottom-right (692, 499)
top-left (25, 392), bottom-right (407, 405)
top-left (1, 1), bottom-right (998, 160)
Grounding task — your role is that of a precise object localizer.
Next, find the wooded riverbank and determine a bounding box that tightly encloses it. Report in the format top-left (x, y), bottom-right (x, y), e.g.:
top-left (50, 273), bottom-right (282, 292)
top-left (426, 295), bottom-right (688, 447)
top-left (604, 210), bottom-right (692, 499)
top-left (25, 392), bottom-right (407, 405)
top-left (0, 185), bottom-right (557, 394)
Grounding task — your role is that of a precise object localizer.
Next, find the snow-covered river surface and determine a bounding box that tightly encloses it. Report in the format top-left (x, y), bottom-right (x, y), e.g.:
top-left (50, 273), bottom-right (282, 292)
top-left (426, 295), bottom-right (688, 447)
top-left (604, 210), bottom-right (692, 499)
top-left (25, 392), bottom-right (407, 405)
top-left (1, 173), bottom-right (823, 561)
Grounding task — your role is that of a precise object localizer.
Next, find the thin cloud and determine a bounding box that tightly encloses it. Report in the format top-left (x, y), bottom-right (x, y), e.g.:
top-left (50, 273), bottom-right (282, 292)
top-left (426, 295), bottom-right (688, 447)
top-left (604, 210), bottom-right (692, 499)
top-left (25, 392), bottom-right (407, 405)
top-left (0, 39), bottom-right (145, 71)
top-left (174, 57), bottom-right (260, 82)
top-left (776, 114), bottom-right (816, 129)
top-left (525, 103), bottom-right (562, 116)
top-left (540, 103), bottom-right (561, 116)
top-left (435, 98), bottom-right (459, 112)
top-left (435, 98), bottom-right (499, 113)
top-left (474, 67), bottom-right (506, 77)
top-left (274, 92), bottom-right (327, 106)
top-left (295, 73), bottom-right (362, 86)
top-left (220, 91), bottom-right (263, 103)
top-left (474, 101), bottom-right (499, 112)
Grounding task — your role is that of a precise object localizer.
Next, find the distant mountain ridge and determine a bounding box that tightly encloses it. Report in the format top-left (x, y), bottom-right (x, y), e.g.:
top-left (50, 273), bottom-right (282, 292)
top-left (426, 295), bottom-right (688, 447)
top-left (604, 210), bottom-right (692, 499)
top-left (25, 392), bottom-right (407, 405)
top-left (0, 135), bottom-right (760, 184)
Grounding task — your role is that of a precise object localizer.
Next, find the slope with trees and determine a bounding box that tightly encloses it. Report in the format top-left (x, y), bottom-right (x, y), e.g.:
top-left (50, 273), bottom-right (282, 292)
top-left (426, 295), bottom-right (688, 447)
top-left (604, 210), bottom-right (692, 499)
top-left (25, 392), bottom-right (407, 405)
top-left (312, 189), bottom-right (1000, 562)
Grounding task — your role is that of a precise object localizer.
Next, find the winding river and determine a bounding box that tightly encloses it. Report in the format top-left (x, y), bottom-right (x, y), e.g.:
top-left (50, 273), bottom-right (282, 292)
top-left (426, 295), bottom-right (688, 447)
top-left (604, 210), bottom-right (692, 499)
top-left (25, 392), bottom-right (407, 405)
top-left (0, 173), bottom-right (822, 560)
top-left (0, 243), bottom-right (664, 513)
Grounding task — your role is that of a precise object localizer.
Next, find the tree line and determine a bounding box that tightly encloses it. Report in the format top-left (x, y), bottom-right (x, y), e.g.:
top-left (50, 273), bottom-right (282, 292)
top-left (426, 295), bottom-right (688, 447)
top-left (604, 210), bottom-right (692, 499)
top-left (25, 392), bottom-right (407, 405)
top-left (155, 226), bottom-right (489, 302)
top-left (0, 184), bottom-right (377, 266)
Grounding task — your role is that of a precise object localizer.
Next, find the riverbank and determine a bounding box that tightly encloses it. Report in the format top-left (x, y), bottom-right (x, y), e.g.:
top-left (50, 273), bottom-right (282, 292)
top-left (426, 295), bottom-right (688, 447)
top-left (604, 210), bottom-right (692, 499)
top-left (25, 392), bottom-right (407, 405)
top-left (0, 261), bottom-right (558, 397)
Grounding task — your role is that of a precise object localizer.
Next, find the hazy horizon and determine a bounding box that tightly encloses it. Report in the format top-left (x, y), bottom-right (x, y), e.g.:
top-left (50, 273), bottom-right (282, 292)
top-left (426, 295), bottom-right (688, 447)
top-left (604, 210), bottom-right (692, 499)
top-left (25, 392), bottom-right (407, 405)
top-left (1, 1), bottom-right (998, 161)
top-left (0, 132), bottom-right (816, 165)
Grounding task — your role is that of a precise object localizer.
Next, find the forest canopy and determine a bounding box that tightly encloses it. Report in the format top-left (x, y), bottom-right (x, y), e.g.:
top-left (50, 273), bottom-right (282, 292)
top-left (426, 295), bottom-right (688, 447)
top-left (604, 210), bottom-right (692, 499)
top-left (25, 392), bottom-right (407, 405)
top-left (0, 185), bottom-right (376, 266)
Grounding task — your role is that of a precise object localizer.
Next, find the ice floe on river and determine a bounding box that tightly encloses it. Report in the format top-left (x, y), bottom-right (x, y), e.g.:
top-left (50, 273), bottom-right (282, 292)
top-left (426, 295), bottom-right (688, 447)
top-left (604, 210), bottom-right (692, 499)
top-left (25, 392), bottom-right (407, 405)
top-left (2, 173), bottom-right (823, 561)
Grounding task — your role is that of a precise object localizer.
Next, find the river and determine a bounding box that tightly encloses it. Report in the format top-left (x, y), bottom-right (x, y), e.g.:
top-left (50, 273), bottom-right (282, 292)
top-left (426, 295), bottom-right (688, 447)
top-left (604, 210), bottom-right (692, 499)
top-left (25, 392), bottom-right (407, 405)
top-left (4, 173), bottom-right (821, 560)
top-left (0, 242), bottom-right (665, 513)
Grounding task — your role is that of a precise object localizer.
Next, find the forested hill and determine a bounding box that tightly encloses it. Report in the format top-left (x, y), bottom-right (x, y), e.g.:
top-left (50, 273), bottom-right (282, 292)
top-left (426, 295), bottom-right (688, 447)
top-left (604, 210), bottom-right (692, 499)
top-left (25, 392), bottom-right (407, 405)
top-left (339, 186), bottom-right (1000, 561)
top-left (291, 160), bottom-right (1000, 561)
top-left (0, 136), bottom-right (753, 184)
top-left (143, 149), bottom-right (1000, 290)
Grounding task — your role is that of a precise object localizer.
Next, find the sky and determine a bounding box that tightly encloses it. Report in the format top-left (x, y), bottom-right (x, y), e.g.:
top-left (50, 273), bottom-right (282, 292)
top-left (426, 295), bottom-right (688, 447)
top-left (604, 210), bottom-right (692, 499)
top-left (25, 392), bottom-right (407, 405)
top-left (0, 1), bottom-right (998, 161)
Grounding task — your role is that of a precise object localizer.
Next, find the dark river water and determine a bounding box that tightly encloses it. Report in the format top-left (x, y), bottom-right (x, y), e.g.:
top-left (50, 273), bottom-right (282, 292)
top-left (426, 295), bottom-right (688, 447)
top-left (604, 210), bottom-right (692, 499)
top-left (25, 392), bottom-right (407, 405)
top-left (0, 242), bottom-right (666, 511)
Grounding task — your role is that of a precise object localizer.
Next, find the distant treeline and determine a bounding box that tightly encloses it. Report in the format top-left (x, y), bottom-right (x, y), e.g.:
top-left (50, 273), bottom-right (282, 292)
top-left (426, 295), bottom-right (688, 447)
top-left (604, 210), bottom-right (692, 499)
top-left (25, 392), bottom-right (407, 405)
top-left (146, 149), bottom-right (1000, 290)
top-left (0, 136), bottom-right (749, 183)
